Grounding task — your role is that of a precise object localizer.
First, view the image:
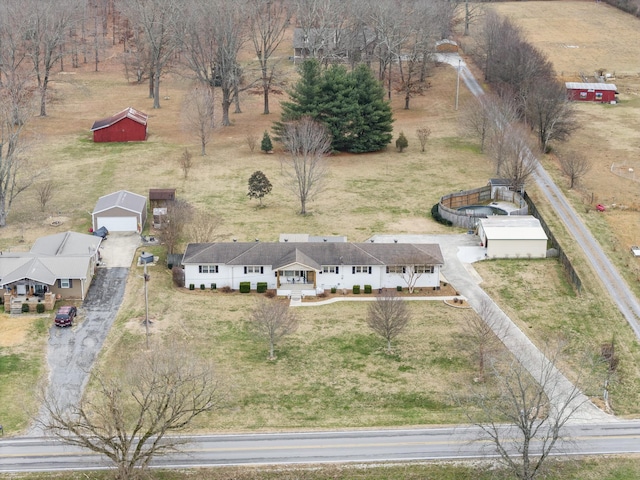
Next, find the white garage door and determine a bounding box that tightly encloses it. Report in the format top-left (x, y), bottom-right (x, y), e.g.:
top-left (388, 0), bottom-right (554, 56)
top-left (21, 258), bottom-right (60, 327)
top-left (96, 216), bottom-right (138, 232)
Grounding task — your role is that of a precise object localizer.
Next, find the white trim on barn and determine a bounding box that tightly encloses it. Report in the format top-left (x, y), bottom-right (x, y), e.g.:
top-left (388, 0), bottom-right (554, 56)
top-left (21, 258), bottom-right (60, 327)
top-left (478, 216), bottom-right (548, 259)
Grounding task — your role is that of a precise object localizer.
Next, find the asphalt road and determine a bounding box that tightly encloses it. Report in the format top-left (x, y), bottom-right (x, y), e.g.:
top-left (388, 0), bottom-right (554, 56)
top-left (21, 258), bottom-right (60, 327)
top-left (3, 422), bottom-right (640, 473)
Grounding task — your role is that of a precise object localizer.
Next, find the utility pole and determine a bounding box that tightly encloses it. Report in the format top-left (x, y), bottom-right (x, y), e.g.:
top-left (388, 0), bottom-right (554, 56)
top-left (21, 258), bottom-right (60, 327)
top-left (143, 261), bottom-right (150, 350)
top-left (455, 59), bottom-right (461, 110)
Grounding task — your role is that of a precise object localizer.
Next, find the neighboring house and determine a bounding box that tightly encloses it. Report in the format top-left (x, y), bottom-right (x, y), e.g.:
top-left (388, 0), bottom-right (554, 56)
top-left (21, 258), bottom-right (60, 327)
top-left (565, 82), bottom-right (618, 103)
top-left (292, 27), bottom-right (376, 63)
top-left (182, 241), bottom-right (444, 296)
top-left (0, 231), bottom-right (102, 309)
top-left (90, 107), bottom-right (148, 142)
top-left (92, 190), bottom-right (147, 233)
top-left (478, 216), bottom-right (548, 259)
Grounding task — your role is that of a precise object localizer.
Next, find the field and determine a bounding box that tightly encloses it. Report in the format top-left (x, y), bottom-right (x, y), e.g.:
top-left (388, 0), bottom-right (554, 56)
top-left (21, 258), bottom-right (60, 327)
top-left (3, 0), bottom-right (640, 445)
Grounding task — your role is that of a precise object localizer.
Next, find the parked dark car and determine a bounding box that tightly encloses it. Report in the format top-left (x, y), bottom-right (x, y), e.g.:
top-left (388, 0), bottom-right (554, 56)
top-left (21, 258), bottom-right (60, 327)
top-left (93, 226), bottom-right (109, 239)
top-left (54, 306), bottom-right (77, 327)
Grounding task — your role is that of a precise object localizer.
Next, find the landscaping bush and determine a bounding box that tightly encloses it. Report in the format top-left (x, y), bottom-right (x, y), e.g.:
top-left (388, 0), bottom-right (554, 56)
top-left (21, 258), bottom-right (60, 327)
top-left (257, 282), bottom-right (268, 293)
top-left (200, 284), bottom-right (205, 290)
top-left (36, 303), bottom-right (45, 314)
top-left (431, 203), bottom-right (453, 227)
top-left (364, 284), bottom-right (372, 294)
top-left (353, 285), bottom-right (361, 294)
top-left (189, 284), bottom-right (194, 291)
top-left (330, 287), bottom-right (337, 294)
top-left (239, 282), bottom-right (251, 293)
top-left (172, 267), bottom-right (185, 287)
top-left (21, 303), bottom-right (30, 313)
top-left (397, 286), bottom-right (403, 292)
top-left (220, 286), bottom-right (232, 293)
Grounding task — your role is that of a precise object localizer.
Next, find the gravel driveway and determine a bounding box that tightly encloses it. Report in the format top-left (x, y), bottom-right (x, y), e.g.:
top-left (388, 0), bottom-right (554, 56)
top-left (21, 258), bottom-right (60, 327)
top-left (31, 234), bottom-right (139, 434)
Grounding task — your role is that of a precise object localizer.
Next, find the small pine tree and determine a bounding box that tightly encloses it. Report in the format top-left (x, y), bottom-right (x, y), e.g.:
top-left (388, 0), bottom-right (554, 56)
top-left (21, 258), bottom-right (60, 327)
top-left (248, 170), bottom-right (273, 206)
top-left (261, 131), bottom-right (273, 153)
top-left (396, 132), bottom-right (408, 152)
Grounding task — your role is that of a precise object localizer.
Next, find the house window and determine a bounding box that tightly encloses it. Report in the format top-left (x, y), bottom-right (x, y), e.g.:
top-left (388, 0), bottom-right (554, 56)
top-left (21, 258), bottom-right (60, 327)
top-left (199, 265), bottom-right (218, 274)
top-left (59, 279), bottom-right (72, 288)
top-left (579, 91), bottom-right (587, 99)
top-left (245, 266), bottom-right (263, 274)
top-left (386, 266), bottom-right (405, 274)
top-left (352, 266), bottom-right (371, 274)
top-left (322, 266), bottom-right (339, 273)
top-left (414, 265), bottom-right (434, 274)
top-left (595, 92), bottom-right (603, 100)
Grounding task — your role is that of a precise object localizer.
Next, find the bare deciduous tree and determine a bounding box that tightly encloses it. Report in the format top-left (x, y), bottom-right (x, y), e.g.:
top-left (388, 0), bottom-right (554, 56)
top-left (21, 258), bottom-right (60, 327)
top-left (249, 298), bottom-right (298, 360)
top-left (466, 343), bottom-right (589, 480)
top-left (248, 0), bottom-right (292, 115)
top-left (281, 117), bottom-right (331, 215)
top-left (416, 125), bottom-right (431, 152)
top-left (40, 345), bottom-right (225, 480)
top-left (559, 152), bottom-right (591, 189)
top-left (178, 149), bottom-right (193, 179)
top-left (465, 298), bottom-right (509, 381)
top-left (159, 199), bottom-right (193, 255)
top-left (21, 0), bottom-right (80, 116)
top-left (35, 180), bottom-right (54, 212)
top-left (489, 124), bottom-right (537, 192)
top-left (182, 84), bottom-right (215, 156)
top-left (367, 291), bottom-right (410, 353)
top-left (246, 132), bottom-right (258, 152)
top-left (187, 210), bottom-right (223, 244)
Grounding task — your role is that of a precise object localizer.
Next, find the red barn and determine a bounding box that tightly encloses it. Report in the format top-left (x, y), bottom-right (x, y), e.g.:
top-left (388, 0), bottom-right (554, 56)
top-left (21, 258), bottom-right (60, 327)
top-left (565, 82), bottom-right (618, 103)
top-left (90, 107), bottom-right (148, 142)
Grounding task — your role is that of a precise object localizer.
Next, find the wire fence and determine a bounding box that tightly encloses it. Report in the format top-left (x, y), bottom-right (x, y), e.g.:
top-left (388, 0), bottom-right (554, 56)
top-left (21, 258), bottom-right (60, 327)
top-left (610, 163), bottom-right (640, 183)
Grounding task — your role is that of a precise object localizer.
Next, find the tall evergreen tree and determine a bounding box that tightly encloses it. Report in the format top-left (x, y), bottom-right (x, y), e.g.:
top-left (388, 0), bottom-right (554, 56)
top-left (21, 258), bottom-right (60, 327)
top-left (275, 60), bottom-right (393, 153)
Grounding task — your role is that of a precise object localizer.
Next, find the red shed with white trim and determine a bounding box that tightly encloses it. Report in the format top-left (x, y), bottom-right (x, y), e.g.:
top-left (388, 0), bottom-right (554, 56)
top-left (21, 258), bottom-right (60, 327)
top-left (90, 107), bottom-right (148, 142)
top-left (565, 82), bottom-right (618, 103)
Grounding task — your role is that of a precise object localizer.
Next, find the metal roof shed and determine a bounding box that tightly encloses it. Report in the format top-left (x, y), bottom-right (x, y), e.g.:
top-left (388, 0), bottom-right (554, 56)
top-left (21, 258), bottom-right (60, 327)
top-left (478, 216), bottom-right (548, 259)
top-left (92, 190), bottom-right (147, 233)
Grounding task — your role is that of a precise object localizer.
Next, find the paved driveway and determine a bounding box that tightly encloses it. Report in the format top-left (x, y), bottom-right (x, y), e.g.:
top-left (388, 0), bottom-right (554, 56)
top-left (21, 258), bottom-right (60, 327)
top-left (31, 234), bottom-right (139, 434)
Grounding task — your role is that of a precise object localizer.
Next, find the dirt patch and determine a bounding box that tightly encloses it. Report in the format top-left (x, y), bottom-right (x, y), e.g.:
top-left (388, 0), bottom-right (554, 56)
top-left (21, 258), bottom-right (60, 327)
top-left (0, 315), bottom-right (41, 347)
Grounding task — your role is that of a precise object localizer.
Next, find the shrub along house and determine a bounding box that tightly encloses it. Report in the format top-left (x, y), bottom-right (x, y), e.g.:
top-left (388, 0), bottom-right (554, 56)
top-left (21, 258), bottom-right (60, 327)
top-left (0, 231), bottom-right (102, 312)
top-left (181, 240), bottom-right (444, 296)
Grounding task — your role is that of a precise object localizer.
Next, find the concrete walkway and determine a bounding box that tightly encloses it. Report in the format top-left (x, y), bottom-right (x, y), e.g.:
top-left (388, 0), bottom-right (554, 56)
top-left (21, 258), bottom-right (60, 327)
top-left (367, 233), bottom-right (615, 424)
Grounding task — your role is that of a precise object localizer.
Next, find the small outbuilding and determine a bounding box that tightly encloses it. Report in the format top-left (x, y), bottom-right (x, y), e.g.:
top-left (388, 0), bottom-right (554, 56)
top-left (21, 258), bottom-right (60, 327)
top-left (565, 82), bottom-right (618, 103)
top-left (478, 216), bottom-right (548, 259)
top-left (90, 107), bottom-right (148, 142)
top-left (149, 188), bottom-right (176, 208)
top-left (92, 190), bottom-right (147, 233)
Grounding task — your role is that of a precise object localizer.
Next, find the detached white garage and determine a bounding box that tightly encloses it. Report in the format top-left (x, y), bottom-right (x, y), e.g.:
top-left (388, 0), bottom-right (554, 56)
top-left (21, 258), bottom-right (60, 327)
top-left (478, 216), bottom-right (548, 259)
top-left (92, 190), bottom-right (147, 233)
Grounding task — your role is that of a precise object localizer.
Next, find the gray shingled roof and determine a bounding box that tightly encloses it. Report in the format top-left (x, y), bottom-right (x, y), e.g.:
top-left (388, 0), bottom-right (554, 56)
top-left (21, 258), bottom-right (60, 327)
top-left (183, 242), bottom-right (444, 268)
top-left (93, 190), bottom-right (147, 215)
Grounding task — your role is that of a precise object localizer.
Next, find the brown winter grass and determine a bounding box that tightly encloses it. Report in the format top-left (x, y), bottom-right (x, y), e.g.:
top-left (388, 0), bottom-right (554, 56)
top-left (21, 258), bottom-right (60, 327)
top-left (4, 1), bottom-right (640, 434)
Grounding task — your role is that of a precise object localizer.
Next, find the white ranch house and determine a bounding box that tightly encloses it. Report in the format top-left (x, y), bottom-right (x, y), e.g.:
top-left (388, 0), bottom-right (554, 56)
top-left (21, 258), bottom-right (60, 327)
top-left (182, 241), bottom-right (444, 296)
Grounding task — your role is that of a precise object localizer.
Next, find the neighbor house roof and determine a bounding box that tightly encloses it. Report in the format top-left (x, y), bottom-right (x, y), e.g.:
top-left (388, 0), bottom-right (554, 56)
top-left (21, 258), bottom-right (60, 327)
top-left (0, 231), bottom-right (100, 286)
top-left (480, 216), bottom-right (548, 241)
top-left (183, 242), bottom-right (444, 268)
top-left (93, 190), bottom-right (147, 215)
top-left (90, 107), bottom-right (148, 131)
top-left (565, 82), bottom-right (618, 92)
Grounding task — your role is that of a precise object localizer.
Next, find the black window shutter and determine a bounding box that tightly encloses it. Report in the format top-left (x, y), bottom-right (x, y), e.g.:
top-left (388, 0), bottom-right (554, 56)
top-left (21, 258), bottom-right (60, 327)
top-left (261, 266), bottom-right (264, 274)
top-left (275, 271), bottom-right (278, 277)
top-left (336, 266), bottom-right (339, 274)
top-left (368, 267), bottom-right (372, 274)
top-left (244, 266), bottom-right (247, 274)
top-left (352, 266), bottom-right (355, 274)
top-left (57, 279), bottom-right (61, 288)
top-left (69, 279), bottom-right (73, 288)
top-left (199, 266), bottom-right (203, 273)
top-left (386, 266), bottom-right (389, 274)
top-left (403, 267), bottom-right (406, 274)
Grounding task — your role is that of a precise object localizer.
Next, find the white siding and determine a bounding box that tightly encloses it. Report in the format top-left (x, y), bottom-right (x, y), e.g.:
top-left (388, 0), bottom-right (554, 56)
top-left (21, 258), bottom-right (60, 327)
top-left (487, 239), bottom-right (546, 259)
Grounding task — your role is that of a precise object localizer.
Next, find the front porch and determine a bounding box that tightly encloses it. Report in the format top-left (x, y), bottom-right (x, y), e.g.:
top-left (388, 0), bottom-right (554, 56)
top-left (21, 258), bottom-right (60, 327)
top-left (4, 292), bottom-right (56, 314)
top-left (277, 283), bottom-right (320, 298)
